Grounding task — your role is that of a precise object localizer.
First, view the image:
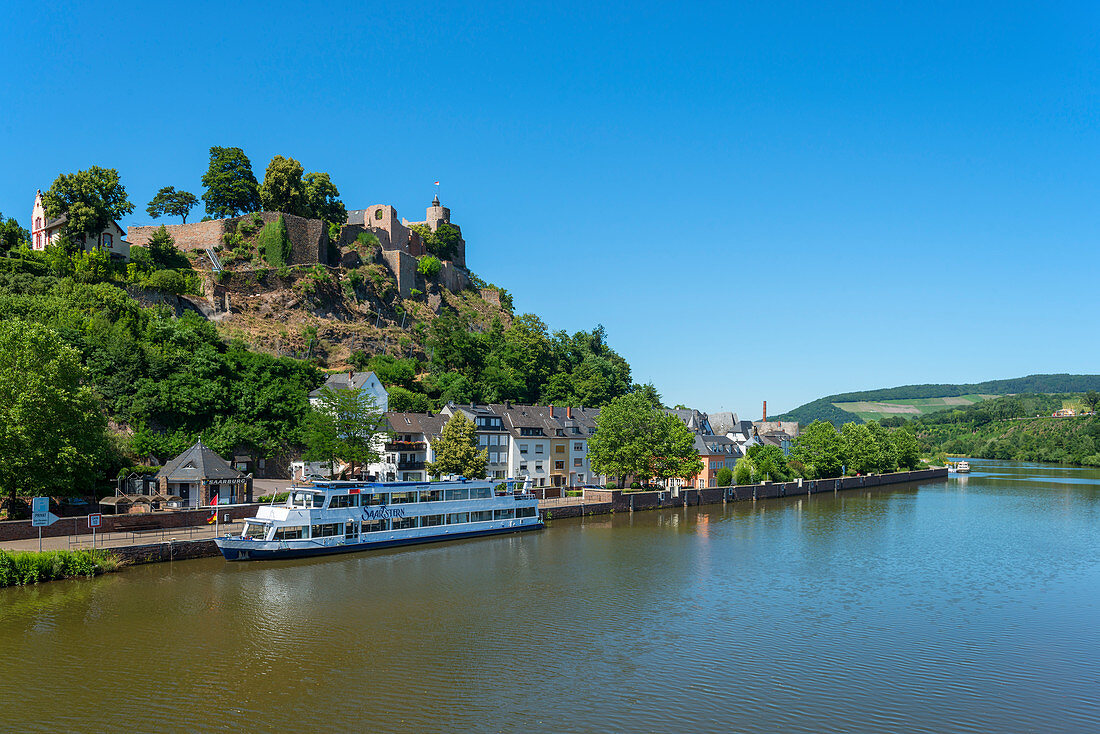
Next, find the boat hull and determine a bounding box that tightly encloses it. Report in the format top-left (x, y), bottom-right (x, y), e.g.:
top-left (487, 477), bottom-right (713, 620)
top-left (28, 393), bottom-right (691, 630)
top-left (215, 522), bottom-right (544, 561)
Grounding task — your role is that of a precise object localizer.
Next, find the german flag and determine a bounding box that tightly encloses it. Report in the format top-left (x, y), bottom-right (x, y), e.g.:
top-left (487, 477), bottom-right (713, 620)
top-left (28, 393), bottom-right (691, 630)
top-left (206, 494), bottom-right (219, 524)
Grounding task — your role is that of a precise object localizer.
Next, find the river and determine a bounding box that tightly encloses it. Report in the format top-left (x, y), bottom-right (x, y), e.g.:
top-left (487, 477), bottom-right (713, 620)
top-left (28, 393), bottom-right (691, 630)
top-left (2, 460), bottom-right (1099, 732)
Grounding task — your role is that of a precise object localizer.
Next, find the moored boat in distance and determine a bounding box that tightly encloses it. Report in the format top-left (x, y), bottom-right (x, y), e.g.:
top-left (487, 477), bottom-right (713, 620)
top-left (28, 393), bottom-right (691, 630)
top-left (951, 461), bottom-right (971, 474)
top-left (215, 478), bottom-right (542, 561)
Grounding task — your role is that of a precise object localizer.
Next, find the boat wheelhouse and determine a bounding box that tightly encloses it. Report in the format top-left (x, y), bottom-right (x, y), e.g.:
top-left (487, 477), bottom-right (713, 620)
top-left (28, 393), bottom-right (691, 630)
top-left (214, 478), bottom-right (541, 561)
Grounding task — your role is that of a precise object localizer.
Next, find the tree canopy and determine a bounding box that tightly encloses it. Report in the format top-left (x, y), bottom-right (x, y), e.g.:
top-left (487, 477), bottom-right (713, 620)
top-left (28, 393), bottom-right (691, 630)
top-left (426, 412), bottom-right (487, 479)
top-left (44, 166), bottom-right (133, 242)
top-left (302, 386), bottom-right (388, 477)
top-left (147, 186), bottom-right (198, 223)
top-left (260, 155), bottom-right (308, 217)
top-left (588, 392), bottom-right (701, 487)
top-left (0, 214), bottom-right (29, 253)
top-left (201, 146), bottom-right (261, 218)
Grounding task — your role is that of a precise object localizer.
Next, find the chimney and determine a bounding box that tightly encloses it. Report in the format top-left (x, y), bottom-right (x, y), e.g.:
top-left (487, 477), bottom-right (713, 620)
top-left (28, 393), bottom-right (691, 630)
top-left (567, 406), bottom-right (573, 419)
top-left (348, 369), bottom-right (354, 381)
top-left (763, 400), bottom-right (767, 422)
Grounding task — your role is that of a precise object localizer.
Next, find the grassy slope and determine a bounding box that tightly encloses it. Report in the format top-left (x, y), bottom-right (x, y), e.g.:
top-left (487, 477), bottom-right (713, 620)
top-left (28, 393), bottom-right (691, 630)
top-left (836, 394), bottom-right (999, 422)
top-left (777, 375), bottom-right (1100, 426)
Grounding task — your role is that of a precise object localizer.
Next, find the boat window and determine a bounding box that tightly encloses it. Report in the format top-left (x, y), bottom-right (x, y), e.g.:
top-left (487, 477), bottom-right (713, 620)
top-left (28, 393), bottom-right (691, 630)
top-left (516, 507), bottom-right (537, 518)
top-left (420, 489), bottom-right (443, 502)
top-left (392, 516), bottom-right (418, 530)
top-left (472, 487), bottom-right (492, 499)
top-left (362, 519), bottom-right (388, 533)
top-left (364, 493), bottom-right (387, 506)
top-left (330, 494), bottom-right (358, 509)
top-left (494, 509), bottom-right (516, 520)
top-left (345, 521), bottom-right (357, 538)
top-left (446, 512), bottom-right (470, 524)
top-left (444, 488), bottom-right (470, 501)
top-left (312, 494), bottom-right (325, 508)
top-left (390, 491), bottom-right (416, 504)
top-left (470, 510), bottom-right (492, 522)
top-left (291, 492), bottom-right (312, 508)
top-left (310, 523), bottom-right (343, 538)
top-left (273, 526), bottom-right (305, 540)
top-left (421, 514), bottom-right (444, 527)
top-left (242, 522), bottom-right (268, 539)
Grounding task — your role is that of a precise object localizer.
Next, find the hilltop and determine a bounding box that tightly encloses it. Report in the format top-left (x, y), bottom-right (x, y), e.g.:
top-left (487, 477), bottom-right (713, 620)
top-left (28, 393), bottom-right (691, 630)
top-left (777, 374), bottom-right (1100, 426)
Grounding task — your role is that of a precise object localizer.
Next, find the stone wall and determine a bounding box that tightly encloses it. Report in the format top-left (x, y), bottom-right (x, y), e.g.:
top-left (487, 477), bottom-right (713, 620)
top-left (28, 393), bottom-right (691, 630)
top-left (128, 212), bottom-right (328, 265)
top-left (381, 249), bottom-right (419, 298)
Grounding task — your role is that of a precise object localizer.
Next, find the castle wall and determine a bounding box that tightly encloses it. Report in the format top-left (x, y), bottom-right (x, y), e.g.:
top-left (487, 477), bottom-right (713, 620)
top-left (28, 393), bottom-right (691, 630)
top-left (129, 211), bottom-right (328, 265)
top-left (380, 249), bottom-right (418, 298)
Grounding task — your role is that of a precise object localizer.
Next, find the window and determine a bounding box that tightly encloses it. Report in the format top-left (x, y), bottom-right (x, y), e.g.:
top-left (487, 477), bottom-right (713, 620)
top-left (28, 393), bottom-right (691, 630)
top-left (574, 443), bottom-right (583, 451)
top-left (517, 507), bottom-right (537, 518)
top-left (375, 208), bottom-right (383, 220)
top-left (520, 427), bottom-right (541, 436)
top-left (535, 462), bottom-right (544, 473)
top-left (310, 523), bottom-right (342, 538)
top-left (444, 488), bottom-right (470, 501)
top-left (392, 516), bottom-right (418, 530)
top-left (389, 491), bottom-right (417, 504)
top-left (273, 526), bottom-right (305, 540)
top-left (473, 487), bottom-right (492, 499)
top-left (577, 474), bottom-right (585, 483)
top-left (242, 523), bottom-right (268, 539)
top-left (101, 233), bottom-right (113, 249)
top-left (447, 512), bottom-right (470, 524)
top-left (520, 444), bottom-right (528, 454)
top-left (364, 493), bottom-right (387, 506)
top-left (535, 445), bottom-right (544, 454)
top-left (574, 458), bottom-right (582, 467)
top-left (345, 521), bottom-right (358, 538)
top-left (329, 494), bottom-right (358, 508)
top-left (362, 519), bottom-right (388, 533)
top-left (419, 489), bottom-right (443, 502)
top-left (555, 445), bottom-right (565, 454)
top-left (421, 514), bottom-right (444, 527)
top-left (519, 463), bottom-right (528, 472)
top-left (470, 510), bottom-right (493, 522)
top-left (494, 509), bottom-right (516, 520)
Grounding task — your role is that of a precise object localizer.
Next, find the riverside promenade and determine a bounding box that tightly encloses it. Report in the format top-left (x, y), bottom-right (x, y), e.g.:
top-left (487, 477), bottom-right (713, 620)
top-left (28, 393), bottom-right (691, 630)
top-left (0, 469), bottom-right (946, 565)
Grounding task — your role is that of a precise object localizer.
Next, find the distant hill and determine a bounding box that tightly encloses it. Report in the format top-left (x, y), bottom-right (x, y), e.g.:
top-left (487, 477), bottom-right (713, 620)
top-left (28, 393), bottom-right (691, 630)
top-left (777, 374), bottom-right (1100, 426)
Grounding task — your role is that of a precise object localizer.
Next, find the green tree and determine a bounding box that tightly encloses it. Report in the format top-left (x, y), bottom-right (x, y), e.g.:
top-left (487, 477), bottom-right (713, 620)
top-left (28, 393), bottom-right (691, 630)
top-left (43, 166), bottom-right (133, 246)
top-left (840, 422), bottom-right (880, 474)
top-left (588, 392), bottom-right (699, 487)
top-left (302, 386), bottom-right (388, 477)
top-left (715, 466), bottom-right (733, 487)
top-left (201, 146), bottom-right (261, 218)
top-left (417, 255), bottom-right (442, 277)
top-left (387, 386), bottom-right (432, 413)
top-left (303, 171), bottom-right (347, 225)
top-left (734, 457), bottom-right (754, 485)
top-left (410, 222), bottom-right (462, 260)
top-left (259, 155), bottom-right (308, 216)
top-left (426, 412), bottom-right (487, 479)
top-left (746, 444), bottom-right (791, 482)
top-left (1083, 391), bottom-right (1100, 414)
top-left (147, 225), bottom-right (185, 269)
top-left (258, 216), bottom-right (292, 267)
top-left (0, 213), bottom-right (29, 253)
top-left (631, 382), bottom-right (663, 409)
top-left (0, 321), bottom-right (114, 510)
top-left (789, 420), bottom-right (843, 478)
top-left (892, 427), bottom-right (921, 470)
top-left (146, 186), bottom-right (198, 223)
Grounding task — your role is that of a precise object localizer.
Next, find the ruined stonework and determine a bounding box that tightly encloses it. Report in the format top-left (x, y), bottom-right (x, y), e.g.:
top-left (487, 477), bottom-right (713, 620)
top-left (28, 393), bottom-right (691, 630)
top-left (342, 197), bottom-right (466, 269)
top-left (128, 212), bottom-right (329, 265)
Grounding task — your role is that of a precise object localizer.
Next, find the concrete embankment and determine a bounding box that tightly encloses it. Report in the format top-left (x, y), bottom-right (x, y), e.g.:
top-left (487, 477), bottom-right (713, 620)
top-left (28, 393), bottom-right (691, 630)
top-left (36, 468), bottom-right (949, 567)
top-left (539, 468), bottom-right (948, 520)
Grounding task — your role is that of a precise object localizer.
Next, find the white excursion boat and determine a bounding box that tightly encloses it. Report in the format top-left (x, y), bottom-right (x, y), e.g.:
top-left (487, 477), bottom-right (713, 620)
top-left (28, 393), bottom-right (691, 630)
top-left (215, 478), bottom-right (542, 561)
top-left (953, 461), bottom-right (971, 474)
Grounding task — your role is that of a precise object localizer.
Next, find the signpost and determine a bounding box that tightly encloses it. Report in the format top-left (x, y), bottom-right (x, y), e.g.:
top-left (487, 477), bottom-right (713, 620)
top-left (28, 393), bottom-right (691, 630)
top-left (88, 513), bottom-right (102, 548)
top-left (31, 497), bottom-right (60, 551)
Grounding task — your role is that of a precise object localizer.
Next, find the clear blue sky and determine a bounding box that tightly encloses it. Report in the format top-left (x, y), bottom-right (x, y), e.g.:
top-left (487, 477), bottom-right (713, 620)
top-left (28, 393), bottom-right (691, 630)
top-left (2, 1), bottom-right (1097, 419)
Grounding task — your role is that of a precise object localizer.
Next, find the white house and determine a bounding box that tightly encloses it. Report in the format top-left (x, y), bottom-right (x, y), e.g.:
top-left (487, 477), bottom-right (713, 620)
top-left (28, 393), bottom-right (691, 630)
top-left (294, 371), bottom-right (390, 479)
top-left (31, 189), bottom-right (130, 260)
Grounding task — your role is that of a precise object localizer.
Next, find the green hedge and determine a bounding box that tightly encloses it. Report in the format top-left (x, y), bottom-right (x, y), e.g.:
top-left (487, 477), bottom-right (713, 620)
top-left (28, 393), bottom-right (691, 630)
top-left (0, 549), bottom-right (121, 587)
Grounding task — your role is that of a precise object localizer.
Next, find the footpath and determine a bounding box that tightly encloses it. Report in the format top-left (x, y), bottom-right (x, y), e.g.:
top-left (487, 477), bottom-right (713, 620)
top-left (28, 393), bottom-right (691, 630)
top-left (0, 469), bottom-right (947, 567)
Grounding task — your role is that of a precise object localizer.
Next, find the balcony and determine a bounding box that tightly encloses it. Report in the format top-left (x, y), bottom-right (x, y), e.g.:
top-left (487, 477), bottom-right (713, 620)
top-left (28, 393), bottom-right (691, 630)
top-left (397, 460), bottom-right (425, 470)
top-left (386, 441), bottom-right (426, 451)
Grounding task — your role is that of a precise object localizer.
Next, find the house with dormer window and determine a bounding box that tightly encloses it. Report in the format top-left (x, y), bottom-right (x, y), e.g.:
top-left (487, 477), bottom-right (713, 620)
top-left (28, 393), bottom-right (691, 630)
top-left (30, 189), bottom-right (130, 260)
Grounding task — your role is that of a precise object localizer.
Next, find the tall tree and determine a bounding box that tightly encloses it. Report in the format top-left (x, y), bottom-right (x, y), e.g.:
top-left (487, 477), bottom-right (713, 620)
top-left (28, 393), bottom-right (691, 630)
top-left (147, 225), bottom-right (185, 269)
top-left (649, 411), bottom-right (703, 485)
top-left (0, 213), bottom-right (29, 253)
top-left (303, 171), bottom-right (347, 225)
top-left (43, 166), bottom-right (133, 245)
top-left (302, 386), bottom-right (388, 477)
top-left (146, 186), bottom-right (198, 223)
top-left (0, 320), bottom-right (114, 512)
top-left (789, 420), bottom-right (843, 478)
top-left (426, 412), bottom-right (488, 479)
top-left (588, 392), bottom-right (699, 487)
top-left (259, 155), bottom-right (308, 216)
top-left (201, 146), bottom-right (261, 218)
top-left (891, 428), bottom-right (921, 470)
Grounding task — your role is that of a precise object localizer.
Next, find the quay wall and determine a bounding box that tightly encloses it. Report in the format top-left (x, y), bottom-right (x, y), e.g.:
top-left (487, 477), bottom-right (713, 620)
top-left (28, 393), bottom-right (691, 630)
top-left (541, 468), bottom-right (947, 520)
top-left (0, 504), bottom-right (261, 542)
top-left (112, 538), bottom-right (221, 565)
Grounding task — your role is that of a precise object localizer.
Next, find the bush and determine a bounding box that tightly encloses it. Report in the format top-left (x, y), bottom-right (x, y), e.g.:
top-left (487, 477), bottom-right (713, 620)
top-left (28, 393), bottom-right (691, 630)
top-left (410, 288), bottom-right (423, 298)
top-left (257, 492), bottom-right (290, 503)
top-left (630, 481), bottom-right (641, 489)
top-left (144, 269), bottom-right (186, 294)
top-left (417, 255), bottom-right (442, 277)
top-left (258, 215), bottom-right (292, 267)
top-left (715, 466), bottom-right (733, 486)
top-left (0, 549), bottom-right (120, 587)
top-left (605, 482), bottom-right (617, 489)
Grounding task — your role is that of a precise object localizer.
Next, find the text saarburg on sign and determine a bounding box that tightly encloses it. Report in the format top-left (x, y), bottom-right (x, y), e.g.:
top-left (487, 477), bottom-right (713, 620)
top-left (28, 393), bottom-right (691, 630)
top-left (361, 506), bottom-right (406, 521)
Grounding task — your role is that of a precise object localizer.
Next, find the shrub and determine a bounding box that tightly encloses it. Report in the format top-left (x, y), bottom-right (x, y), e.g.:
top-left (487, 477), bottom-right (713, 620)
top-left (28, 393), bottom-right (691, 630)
top-left (630, 482), bottom-right (641, 489)
top-left (410, 288), bottom-right (423, 298)
top-left (417, 255), bottom-right (442, 277)
top-left (0, 549), bottom-right (120, 587)
top-left (341, 281), bottom-right (356, 302)
top-left (606, 482), bottom-right (617, 489)
top-left (144, 269), bottom-right (186, 294)
top-left (258, 215), bottom-right (292, 267)
top-left (715, 466), bottom-right (733, 486)
top-left (347, 269), bottom-right (363, 287)
top-left (257, 492), bottom-right (290, 503)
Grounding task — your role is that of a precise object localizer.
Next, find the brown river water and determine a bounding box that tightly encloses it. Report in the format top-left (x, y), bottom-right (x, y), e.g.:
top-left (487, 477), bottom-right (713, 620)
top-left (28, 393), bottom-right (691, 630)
top-left (1, 460), bottom-right (1099, 733)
